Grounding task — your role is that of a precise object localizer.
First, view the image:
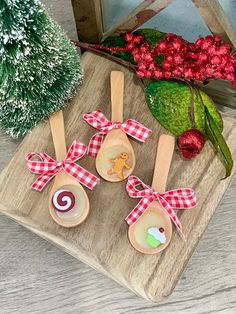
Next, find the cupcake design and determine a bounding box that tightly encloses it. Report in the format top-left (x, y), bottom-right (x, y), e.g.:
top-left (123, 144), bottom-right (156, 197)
top-left (52, 189), bottom-right (76, 212)
top-left (146, 227), bottom-right (166, 248)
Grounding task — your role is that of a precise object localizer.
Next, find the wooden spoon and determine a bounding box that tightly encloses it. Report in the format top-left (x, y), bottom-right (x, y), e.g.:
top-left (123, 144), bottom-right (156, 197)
top-left (128, 134), bottom-right (175, 254)
top-left (96, 71), bottom-right (135, 182)
top-left (48, 110), bottom-right (89, 227)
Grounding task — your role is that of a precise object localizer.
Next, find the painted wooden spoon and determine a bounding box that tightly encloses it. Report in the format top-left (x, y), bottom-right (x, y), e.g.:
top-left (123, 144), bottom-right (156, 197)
top-left (48, 110), bottom-right (89, 227)
top-left (128, 134), bottom-right (175, 254)
top-left (96, 71), bottom-right (135, 182)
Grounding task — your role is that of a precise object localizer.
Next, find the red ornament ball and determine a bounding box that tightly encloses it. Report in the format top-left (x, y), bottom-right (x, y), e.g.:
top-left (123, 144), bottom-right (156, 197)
top-left (178, 129), bottom-right (206, 160)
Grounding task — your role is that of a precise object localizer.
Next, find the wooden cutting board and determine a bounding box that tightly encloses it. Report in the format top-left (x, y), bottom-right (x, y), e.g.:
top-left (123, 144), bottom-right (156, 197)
top-left (0, 52), bottom-right (235, 302)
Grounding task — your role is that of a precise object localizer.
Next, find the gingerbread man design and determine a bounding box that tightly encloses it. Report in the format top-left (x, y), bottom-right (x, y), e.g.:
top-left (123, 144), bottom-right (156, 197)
top-left (107, 152), bottom-right (131, 180)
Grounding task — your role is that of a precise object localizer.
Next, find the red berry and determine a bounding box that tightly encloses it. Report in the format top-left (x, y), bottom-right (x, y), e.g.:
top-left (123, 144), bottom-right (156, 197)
top-left (140, 43), bottom-right (150, 53)
top-left (162, 60), bottom-right (172, 70)
top-left (196, 37), bottom-right (204, 47)
top-left (178, 129), bottom-right (206, 159)
top-left (133, 35), bottom-right (144, 44)
top-left (125, 33), bottom-right (134, 42)
top-left (148, 61), bottom-right (156, 69)
top-left (217, 44), bottom-right (231, 55)
top-left (224, 64), bottom-right (234, 72)
top-left (166, 55), bottom-right (173, 62)
top-left (126, 43), bottom-right (135, 51)
top-left (138, 62), bottom-right (147, 71)
top-left (189, 52), bottom-right (198, 60)
top-left (144, 52), bottom-right (154, 62)
top-left (212, 34), bottom-right (222, 43)
top-left (173, 54), bottom-right (183, 65)
top-left (145, 70), bottom-right (154, 78)
top-left (198, 52), bottom-right (208, 62)
top-left (211, 55), bottom-right (222, 65)
top-left (172, 68), bottom-right (182, 77)
top-left (155, 41), bottom-right (168, 52)
top-left (208, 46), bottom-right (217, 55)
top-left (173, 40), bottom-right (182, 50)
top-left (154, 69), bottom-right (163, 79)
top-left (132, 48), bottom-right (139, 55)
top-left (183, 67), bottom-right (193, 78)
top-left (165, 33), bottom-right (178, 42)
top-left (133, 53), bottom-right (142, 62)
top-left (195, 71), bottom-right (205, 80)
top-left (225, 73), bottom-right (235, 81)
top-left (202, 38), bottom-right (213, 50)
top-left (214, 70), bottom-right (223, 79)
top-left (205, 66), bottom-right (214, 76)
top-left (159, 227), bottom-right (165, 233)
top-left (137, 70), bottom-right (145, 78)
top-left (163, 71), bottom-right (172, 79)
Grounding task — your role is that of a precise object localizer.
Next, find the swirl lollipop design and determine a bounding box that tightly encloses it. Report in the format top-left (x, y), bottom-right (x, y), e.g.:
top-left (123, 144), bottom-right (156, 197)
top-left (52, 189), bottom-right (76, 212)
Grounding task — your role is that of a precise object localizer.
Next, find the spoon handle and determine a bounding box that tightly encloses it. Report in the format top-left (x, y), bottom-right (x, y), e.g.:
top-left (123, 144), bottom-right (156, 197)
top-left (152, 134), bottom-right (175, 193)
top-left (110, 71), bottom-right (124, 122)
top-left (49, 110), bottom-right (67, 161)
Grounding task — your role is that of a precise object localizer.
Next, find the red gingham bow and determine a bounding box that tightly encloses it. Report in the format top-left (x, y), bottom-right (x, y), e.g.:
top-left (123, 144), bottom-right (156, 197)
top-left (125, 176), bottom-right (197, 237)
top-left (25, 141), bottom-right (100, 191)
top-left (83, 110), bottom-right (152, 157)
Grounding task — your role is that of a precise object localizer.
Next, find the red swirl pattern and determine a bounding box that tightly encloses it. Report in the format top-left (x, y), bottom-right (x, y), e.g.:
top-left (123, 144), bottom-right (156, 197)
top-left (52, 190), bottom-right (76, 212)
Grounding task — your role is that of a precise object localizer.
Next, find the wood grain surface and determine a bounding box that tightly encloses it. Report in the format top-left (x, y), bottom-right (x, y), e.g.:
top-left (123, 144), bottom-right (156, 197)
top-left (0, 0), bottom-right (236, 312)
top-left (0, 51), bottom-right (236, 304)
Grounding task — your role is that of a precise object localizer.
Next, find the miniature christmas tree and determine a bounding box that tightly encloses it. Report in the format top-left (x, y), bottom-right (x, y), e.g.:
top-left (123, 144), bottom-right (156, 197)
top-left (0, 0), bottom-right (83, 137)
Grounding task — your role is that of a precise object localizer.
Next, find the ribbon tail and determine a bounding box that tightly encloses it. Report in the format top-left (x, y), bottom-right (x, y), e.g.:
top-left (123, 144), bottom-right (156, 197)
top-left (125, 197), bottom-right (152, 226)
top-left (87, 133), bottom-right (104, 157)
top-left (64, 164), bottom-right (100, 190)
top-left (158, 196), bottom-right (185, 239)
top-left (123, 120), bottom-right (152, 143)
top-left (31, 173), bottom-right (56, 191)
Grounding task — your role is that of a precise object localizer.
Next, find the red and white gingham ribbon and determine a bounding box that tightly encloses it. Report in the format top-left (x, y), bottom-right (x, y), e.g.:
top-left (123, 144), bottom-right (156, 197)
top-left (25, 141), bottom-right (100, 191)
top-left (125, 176), bottom-right (197, 237)
top-left (83, 110), bottom-right (152, 157)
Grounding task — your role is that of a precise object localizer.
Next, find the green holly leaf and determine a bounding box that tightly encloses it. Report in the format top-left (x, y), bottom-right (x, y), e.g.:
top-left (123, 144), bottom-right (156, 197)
top-left (146, 79), bottom-right (233, 178)
top-left (101, 28), bottom-right (166, 63)
top-left (204, 106), bottom-right (233, 179)
top-left (146, 80), bottom-right (223, 136)
top-left (101, 36), bottom-right (134, 62)
top-left (134, 29), bottom-right (165, 48)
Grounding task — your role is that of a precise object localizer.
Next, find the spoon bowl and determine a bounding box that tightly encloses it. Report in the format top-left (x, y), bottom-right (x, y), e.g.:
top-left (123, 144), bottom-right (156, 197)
top-left (96, 71), bottom-right (136, 182)
top-left (49, 171), bottom-right (89, 228)
top-left (96, 129), bottom-right (135, 182)
top-left (128, 203), bottom-right (172, 254)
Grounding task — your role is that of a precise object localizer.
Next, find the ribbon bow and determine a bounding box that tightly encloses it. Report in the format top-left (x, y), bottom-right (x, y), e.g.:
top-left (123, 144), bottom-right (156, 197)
top-left (83, 110), bottom-right (152, 157)
top-left (25, 141), bottom-right (100, 191)
top-left (125, 176), bottom-right (197, 237)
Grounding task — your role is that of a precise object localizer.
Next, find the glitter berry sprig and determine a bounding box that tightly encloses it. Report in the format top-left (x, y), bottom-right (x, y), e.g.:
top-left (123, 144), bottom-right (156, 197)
top-left (94, 33), bottom-right (236, 85)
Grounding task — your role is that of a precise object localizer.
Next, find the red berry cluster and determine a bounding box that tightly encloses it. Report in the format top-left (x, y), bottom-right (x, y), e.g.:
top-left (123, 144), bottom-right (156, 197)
top-left (123, 32), bottom-right (236, 84)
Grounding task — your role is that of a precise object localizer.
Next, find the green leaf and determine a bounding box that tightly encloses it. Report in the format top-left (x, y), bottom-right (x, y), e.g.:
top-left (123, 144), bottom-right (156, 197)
top-left (134, 29), bottom-right (166, 48)
top-left (204, 106), bottom-right (233, 179)
top-left (101, 36), bottom-right (134, 62)
top-left (146, 80), bottom-right (223, 136)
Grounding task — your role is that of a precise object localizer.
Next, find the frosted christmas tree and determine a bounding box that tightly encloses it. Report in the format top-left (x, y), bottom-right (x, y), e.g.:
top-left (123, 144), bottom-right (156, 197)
top-left (0, 0), bottom-right (83, 137)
